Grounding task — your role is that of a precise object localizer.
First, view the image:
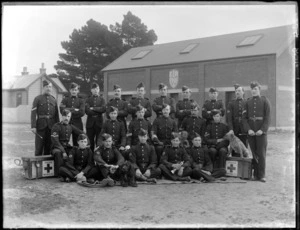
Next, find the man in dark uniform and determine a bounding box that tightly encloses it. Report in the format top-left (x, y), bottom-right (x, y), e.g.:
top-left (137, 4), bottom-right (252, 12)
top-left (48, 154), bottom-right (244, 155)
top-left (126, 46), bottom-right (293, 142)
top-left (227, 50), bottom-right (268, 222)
top-left (128, 82), bottom-right (152, 120)
top-left (180, 102), bottom-right (206, 146)
top-left (242, 81), bottom-right (271, 183)
top-left (85, 82), bottom-right (106, 152)
top-left (106, 84), bottom-right (128, 132)
top-left (202, 87), bottom-right (225, 125)
top-left (227, 84), bottom-right (248, 151)
top-left (59, 134), bottom-right (96, 183)
top-left (51, 109), bottom-right (85, 175)
top-left (129, 129), bottom-right (161, 182)
top-left (151, 104), bottom-right (178, 162)
top-left (59, 82), bottom-right (85, 146)
top-left (126, 105), bottom-right (152, 147)
top-left (159, 132), bottom-right (192, 181)
top-left (98, 106), bottom-right (126, 153)
top-left (152, 83), bottom-right (176, 119)
top-left (31, 80), bottom-right (59, 156)
top-left (204, 109), bottom-right (229, 169)
top-left (176, 85), bottom-right (195, 128)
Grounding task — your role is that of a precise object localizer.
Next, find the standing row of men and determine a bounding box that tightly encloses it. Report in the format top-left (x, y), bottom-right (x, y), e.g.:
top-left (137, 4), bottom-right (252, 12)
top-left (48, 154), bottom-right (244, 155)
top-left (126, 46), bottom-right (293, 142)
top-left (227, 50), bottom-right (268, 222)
top-left (31, 79), bottom-right (271, 182)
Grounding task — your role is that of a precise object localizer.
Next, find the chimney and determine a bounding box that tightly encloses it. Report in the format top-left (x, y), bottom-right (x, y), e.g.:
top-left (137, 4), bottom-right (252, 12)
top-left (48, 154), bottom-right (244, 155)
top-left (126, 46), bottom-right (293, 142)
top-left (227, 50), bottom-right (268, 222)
top-left (21, 67), bottom-right (29, 75)
top-left (40, 63), bottom-right (46, 74)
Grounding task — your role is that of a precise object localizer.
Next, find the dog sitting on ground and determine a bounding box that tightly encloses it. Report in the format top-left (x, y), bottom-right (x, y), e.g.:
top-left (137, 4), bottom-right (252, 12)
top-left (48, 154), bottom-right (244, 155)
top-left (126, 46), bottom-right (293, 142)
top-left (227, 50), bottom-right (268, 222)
top-left (119, 161), bottom-right (137, 187)
top-left (223, 132), bottom-right (249, 158)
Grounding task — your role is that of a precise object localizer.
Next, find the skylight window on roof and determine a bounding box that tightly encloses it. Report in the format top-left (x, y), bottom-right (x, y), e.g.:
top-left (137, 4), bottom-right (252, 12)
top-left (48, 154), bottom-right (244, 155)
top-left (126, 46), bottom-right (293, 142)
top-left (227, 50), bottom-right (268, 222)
top-left (180, 43), bottom-right (198, 54)
top-left (237, 34), bottom-right (263, 47)
top-left (131, 50), bottom-right (152, 60)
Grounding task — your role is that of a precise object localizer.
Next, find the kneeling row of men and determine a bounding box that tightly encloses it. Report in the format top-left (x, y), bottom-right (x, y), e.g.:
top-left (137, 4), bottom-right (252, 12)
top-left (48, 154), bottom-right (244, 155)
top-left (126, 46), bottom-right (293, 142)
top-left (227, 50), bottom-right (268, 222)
top-left (57, 130), bottom-right (225, 187)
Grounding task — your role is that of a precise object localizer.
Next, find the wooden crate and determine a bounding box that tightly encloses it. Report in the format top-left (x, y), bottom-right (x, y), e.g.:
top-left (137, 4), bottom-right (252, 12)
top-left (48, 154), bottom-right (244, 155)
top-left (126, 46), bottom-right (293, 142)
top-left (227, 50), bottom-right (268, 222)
top-left (225, 157), bottom-right (252, 179)
top-left (20, 155), bottom-right (57, 179)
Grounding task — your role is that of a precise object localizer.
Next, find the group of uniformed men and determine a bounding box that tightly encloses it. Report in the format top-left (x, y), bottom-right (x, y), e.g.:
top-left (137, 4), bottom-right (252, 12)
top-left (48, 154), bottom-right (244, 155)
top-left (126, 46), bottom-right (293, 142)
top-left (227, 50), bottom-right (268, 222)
top-left (31, 79), bottom-right (271, 186)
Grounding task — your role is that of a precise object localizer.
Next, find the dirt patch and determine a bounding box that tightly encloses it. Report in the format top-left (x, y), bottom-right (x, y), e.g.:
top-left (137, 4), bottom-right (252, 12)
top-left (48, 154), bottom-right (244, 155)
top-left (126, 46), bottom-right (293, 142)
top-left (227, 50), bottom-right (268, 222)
top-left (2, 124), bottom-right (296, 228)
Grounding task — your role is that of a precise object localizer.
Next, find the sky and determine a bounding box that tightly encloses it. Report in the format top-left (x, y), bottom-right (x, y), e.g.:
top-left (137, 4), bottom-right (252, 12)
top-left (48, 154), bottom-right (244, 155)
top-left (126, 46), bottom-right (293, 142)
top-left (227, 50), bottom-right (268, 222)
top-left (2, 2), bottom-right (297, 84)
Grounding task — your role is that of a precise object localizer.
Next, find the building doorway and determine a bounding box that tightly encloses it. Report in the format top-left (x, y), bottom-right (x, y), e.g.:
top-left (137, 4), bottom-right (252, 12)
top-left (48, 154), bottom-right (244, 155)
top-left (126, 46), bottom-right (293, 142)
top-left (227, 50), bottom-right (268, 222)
top-left (225, 91), bottom-right (236, 123)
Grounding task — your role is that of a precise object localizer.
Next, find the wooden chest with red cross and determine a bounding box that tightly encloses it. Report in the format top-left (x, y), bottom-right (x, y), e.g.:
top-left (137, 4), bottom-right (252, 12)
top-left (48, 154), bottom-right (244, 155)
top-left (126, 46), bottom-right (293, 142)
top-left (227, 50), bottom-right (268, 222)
top-left (225, 157), bottom-right (252, 179)
top-left (18, 155), bottom-right (57, 179)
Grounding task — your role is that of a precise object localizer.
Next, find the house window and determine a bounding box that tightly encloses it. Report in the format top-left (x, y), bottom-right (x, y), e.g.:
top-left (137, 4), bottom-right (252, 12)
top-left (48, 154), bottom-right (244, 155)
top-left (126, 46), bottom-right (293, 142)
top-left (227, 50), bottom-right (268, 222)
top-left (131, 50), bottom-right (152, 60)
top-left (180, 43), bottom-right (198, 54)
top-left (236, 34), bottom-right (263, 47)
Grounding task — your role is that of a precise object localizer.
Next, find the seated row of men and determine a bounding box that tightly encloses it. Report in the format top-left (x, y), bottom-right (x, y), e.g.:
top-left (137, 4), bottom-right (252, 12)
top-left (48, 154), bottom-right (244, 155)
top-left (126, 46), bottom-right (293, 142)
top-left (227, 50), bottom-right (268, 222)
top-left (51, 105), bottom-right (228, 186)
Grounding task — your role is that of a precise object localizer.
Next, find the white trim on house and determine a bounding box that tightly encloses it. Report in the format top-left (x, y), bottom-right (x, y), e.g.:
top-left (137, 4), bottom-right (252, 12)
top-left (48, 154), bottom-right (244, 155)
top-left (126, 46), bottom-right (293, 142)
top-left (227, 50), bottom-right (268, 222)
top-left (278, 86), bottom-right (295, 92)
top-left (204, 85), bottom-right (268, 92)
top-left (150, 88), bottom-right (199, 94)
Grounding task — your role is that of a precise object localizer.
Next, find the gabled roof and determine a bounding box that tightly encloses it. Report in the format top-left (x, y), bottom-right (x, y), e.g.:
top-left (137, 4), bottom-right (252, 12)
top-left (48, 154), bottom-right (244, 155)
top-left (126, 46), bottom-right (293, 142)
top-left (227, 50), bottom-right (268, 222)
top-left (8, 74), bottom-right (42, 90)
top-left (102, 24), bottom-right (295, 72)
top-left (3, 73), bottom-right (68, 93)
top-left (51, 77), bottom-right (68, 92)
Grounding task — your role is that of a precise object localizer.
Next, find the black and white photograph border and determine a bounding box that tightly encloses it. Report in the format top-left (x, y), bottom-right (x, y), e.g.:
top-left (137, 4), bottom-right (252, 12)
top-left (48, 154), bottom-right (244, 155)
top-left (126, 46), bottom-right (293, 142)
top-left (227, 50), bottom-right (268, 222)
top-left (2, 2), bottom-right (297, 228)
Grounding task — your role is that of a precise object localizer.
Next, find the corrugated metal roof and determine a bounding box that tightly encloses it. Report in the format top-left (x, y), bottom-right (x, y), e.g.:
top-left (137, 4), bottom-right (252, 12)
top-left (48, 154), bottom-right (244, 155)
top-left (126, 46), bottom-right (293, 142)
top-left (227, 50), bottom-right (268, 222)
top-left (51, 77), bottom-right (68, 92)
top-left (102, 24), bottom-right (294, 72)
top-left (10, 74), bottom-right (41, 89)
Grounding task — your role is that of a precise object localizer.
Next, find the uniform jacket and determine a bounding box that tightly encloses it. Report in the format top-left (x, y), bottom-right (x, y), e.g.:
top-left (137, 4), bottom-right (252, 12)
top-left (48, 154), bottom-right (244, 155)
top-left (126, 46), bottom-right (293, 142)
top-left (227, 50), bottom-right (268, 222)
top-left (128, 96), bottom-right (152, 119)
top-left (127, 118), bottom-right (152, 146)
top-left (180, 115), bottom-right (206, 140)
top-left (59, 95), bottom-right (85, 127)
top-left (175, 98), bottom-right (194, 127)
top-left (129, 143), bottom-right (157, 170)
top-left (64, 146), bottom-right (94, 175)
top-left (51, 122), bottom-right (84, 153)
top-left (152, 96), bottom-right (176, 118)
top-left (106, 97), bottom-right (128, 121)
top-left (242, 96), bottom-right (271, 133)
top-left (152, 116), bottom-right (178, 144)
top-left (98, 119), bottom-right (126, 147)
top-left (202, 99), bottom-right (225, 122)
top-left (187, 146), bottom-right (213, 172)
top-left (227, 98), bottom-right (247, 135)
top-left (85, 94), bottom-right (106, 128)
top-left (204, 122), bottom-right (229, 149)
top-left (160, 146), bottom-right (191, 169)
top-left (94, 146), bottom-right (124, 166)
top-left (31, 93), bottom-right (59, 130)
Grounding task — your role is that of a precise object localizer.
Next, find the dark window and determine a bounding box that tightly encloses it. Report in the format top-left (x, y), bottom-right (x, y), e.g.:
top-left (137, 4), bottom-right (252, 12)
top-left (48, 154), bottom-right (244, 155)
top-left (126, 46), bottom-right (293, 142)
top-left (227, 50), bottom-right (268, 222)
top-left (16, 92), bottom-right (22, 107)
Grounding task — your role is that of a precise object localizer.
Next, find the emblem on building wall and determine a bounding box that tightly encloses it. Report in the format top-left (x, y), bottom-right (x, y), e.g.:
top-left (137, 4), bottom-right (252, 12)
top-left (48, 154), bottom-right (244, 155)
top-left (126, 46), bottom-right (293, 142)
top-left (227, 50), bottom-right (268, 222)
top-left (169, 69), bottom-right (179, 88)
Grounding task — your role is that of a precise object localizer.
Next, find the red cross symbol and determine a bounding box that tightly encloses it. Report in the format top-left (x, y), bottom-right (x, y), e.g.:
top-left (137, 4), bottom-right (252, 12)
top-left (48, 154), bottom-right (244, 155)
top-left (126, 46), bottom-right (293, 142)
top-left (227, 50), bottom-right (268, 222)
top-left (227, 164), bottom-right (236, 172)
top-left (44, 163), bottom-right (53, 173)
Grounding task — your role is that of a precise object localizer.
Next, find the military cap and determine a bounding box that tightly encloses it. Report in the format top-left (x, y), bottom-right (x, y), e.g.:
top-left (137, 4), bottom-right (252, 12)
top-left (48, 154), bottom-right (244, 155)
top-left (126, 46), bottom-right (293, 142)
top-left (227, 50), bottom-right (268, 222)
top-left (108, 106), bottom-right (118, 113)
top-left (113, 84), bottom-right (121, 90)
top-left (158, 83), bottom-right (167, 90)
top-left (250, 81), bottom-right (261, 89)
top-left (190, 132), bottom-right (201, 140)
top-left (136, 82), bottom-right (145, 89)
top-left (61, 109), bottom-right (71, 116)
top-left (209, 87), bottom-right (218, 93)
top-left (69, 82), bottom-right (79, 90)
top-left (102, 133), bottom-right (112, 141)
top-left (138, 128), bottom-right (148, 136)
top-left (190, 102), bottom-right (199, 110)
top-left (234, 84), bottom-right (240, 90)
top-left (91, 82), bottom-right (99, 89)
top-left (171, 132), bottom-right (180, 140)
top-left (161, 103), bottom-right (170, 110)
top-left (182, 85), bottom-right (189, 91)
top-left (211, 109), bottom-right (221, 116)
top-left (136, 105), bottom-right (144, 112)
top-left (43, 80), bottom-right (51, 87)
top-left (77, 133), bottom-right (88, 141)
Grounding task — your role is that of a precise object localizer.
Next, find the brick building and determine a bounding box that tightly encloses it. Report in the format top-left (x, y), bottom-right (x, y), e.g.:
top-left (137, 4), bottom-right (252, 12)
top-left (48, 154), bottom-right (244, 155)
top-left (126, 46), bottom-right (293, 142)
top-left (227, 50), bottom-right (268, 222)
top-left (102, 25), bottom-right (295, 129)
